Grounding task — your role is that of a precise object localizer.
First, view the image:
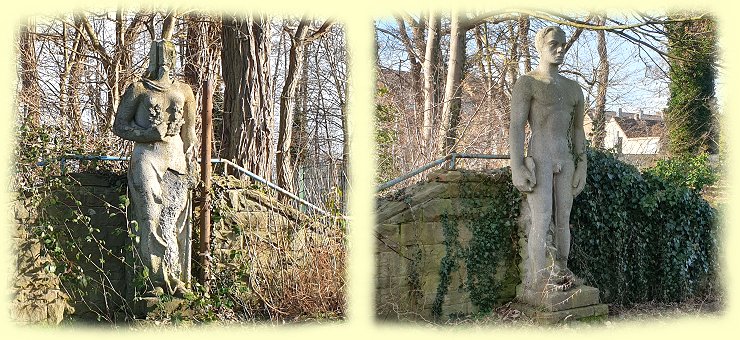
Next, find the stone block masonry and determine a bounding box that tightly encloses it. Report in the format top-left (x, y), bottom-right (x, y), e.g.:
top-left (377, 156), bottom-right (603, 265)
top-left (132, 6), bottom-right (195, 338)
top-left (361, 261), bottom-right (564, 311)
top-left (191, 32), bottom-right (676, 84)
top-left (10, 172), bottom-right (128, 323)
top-left (375, 168), bottom-right (519, 321)
top-left (11, 173), bottom-right (306, 323)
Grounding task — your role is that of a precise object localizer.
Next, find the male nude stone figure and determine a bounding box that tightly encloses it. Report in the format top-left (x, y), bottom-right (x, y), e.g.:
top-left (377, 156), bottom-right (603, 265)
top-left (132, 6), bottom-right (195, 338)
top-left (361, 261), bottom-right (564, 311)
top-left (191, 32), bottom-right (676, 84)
top-left (509, 26), bottom-right (586, 295)
top-left (113, 40), bottom-right (197, 297)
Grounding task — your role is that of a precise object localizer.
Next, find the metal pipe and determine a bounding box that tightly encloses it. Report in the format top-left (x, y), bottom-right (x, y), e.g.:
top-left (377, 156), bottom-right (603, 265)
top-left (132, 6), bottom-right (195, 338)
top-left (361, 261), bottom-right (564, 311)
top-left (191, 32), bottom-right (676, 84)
top-left (199, 78), bottom-right (213, 288)
top-left (451, 153), bottom-right (510, 160)
top-left (35, 153), bottom-right (338, 217)
top-left (217, 158), bottom-right (330, 216)
top-left (377, 153), bottom-right (511, 192)
top-left (376, 156), bottom-right (450, 192)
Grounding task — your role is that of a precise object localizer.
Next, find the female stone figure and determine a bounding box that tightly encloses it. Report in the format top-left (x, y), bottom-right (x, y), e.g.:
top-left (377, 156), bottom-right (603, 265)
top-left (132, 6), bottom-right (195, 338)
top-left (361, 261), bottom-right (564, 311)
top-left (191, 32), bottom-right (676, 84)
top-left (113, 40), bottom-right (197, 297)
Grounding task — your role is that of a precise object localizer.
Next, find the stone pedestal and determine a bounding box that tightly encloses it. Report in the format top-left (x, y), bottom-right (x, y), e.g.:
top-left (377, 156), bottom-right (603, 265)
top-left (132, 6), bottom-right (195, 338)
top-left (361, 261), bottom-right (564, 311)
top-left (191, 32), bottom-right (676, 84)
top-left (515, 284), bottom-right (608, 323)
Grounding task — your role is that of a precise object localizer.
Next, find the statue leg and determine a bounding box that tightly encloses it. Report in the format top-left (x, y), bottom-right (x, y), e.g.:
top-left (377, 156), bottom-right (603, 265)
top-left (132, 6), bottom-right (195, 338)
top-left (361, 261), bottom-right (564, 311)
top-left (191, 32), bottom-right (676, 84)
top-left (129, 161), bottom-right (167, 295)
top-left (526, 159), bottom-right (554, 293)
top-left (159, 170), bottom-right (190, 296)
top-left (553, 160), bottom-right (579, 289)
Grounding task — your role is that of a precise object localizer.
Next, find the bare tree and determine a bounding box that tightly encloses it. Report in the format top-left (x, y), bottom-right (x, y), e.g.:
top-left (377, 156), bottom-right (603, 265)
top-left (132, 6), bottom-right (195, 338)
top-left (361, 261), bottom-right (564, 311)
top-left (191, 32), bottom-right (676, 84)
top-left (437, 13), bottom-right (467, 156)
top-left (276, 18), bottom-right (334, 197)
top-left (221, 14), bottom-right (273, 177)
top-left (421, 11), bottom-right (441, 153)
top-left (592, 15), bottom-right (609, 148)
top-left (19, 18), bottom-right (40, 127)
top-left (376, 10), bottom-right (710, 185)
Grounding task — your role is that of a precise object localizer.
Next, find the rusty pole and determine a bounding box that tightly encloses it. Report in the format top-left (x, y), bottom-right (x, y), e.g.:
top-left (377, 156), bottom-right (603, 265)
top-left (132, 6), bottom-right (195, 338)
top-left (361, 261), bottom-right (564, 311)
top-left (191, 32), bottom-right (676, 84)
top-left (199, 78), bottom-right (213, 289)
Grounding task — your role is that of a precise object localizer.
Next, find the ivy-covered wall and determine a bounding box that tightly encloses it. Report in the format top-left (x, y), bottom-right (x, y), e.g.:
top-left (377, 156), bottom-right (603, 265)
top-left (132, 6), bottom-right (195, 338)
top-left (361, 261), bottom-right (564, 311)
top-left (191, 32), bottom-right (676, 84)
top-left (376, 150), bottom-right (719, 321)
top-left (12, 173), bottom-right (311, 322)
top-left (11, 192), bottom-right (75, 324)
top-left (570, 149), bottom-right (719, 305)
top-left (11, 173), bottom-right (128, 322)
top-left (375, 168), bottom-right (521, 321)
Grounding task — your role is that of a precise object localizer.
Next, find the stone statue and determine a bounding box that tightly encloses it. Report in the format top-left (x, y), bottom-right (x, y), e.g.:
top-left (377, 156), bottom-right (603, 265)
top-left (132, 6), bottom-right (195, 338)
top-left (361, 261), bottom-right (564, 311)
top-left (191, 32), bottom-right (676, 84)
top-left (509, 26), bottom-right (587, 298)
top-left (113, 40), bottom-right (197, 297)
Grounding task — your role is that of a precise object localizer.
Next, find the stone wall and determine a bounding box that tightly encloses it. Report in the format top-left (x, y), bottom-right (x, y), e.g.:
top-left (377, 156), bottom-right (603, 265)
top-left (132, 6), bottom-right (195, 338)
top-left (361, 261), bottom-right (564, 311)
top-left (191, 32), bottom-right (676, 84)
top-left (10, 193), bottom-right (74, 324)
top-left (208, 177), bottom-right (310, 304)
top-left (375, 169), bottom-right (520, 321)
top-left (53, 173), bottom-right (129, 319)
top-left (11, 173), bottom-right (309, 322)
top-left (11, 172), bottom-right (313, 323)
top-left (10, 172), bottom-right (127, 323)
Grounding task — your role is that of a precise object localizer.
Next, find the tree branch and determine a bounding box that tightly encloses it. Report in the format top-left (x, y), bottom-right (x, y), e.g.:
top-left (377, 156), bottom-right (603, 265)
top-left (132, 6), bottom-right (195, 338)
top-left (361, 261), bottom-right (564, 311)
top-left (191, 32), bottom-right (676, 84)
top-left (161, 9), bottom-right (177, 40)
top-left (75, 13), bottom-right (111, 66)
top-left (304, 19), bottom-right (335, 44)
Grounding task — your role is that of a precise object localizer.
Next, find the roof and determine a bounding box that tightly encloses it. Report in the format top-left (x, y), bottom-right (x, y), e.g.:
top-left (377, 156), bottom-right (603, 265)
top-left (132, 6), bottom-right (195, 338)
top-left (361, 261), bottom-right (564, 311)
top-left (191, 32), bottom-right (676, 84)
top-left (612, 116), bottom-right (665, 138)
top-left (586, 109), bottom-right (663, 121)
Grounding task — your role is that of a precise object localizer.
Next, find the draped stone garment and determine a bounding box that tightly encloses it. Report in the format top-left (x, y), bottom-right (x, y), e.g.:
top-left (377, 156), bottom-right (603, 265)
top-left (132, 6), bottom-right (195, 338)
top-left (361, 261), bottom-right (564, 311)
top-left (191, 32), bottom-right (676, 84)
top-left (117, 78), bottom-right (193, 295)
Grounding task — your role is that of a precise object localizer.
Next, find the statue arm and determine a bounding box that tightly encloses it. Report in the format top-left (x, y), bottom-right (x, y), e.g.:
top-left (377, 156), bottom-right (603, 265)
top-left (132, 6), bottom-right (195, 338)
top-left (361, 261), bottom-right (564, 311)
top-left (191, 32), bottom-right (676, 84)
top-left (509, 77), bottom-right (536, 192)
top-left (572, 85), bottom-right (587, 196)
top-left (112, 84), bottom-right (164, 143)
top-left (180, 85), bottom-right (197, 154)
top-left (180, 85), bottom-right (199, 182)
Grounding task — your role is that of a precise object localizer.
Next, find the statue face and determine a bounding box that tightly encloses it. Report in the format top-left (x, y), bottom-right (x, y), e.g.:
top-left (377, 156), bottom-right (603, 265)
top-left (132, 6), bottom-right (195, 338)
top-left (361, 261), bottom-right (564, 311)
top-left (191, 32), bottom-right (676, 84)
top-left (538, 29), bottom-right (567, 66)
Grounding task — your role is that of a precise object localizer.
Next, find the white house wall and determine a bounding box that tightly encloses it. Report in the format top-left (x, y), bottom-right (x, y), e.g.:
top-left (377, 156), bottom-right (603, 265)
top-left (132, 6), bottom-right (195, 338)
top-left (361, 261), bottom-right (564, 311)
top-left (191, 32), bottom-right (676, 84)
top-left (622, 137), bottom-right (660, 154)
top-left (602, 119), bottom-right (661, 155)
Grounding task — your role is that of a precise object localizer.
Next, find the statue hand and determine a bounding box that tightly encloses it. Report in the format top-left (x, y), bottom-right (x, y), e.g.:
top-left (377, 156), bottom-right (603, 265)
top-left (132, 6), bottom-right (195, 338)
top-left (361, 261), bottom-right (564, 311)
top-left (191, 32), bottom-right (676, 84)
top-left (572, 163), bottom-right (587, 197)
top-left (185, 146), bottom-right (200, 187)
top-left (512, 163), bottom-right (536, 193)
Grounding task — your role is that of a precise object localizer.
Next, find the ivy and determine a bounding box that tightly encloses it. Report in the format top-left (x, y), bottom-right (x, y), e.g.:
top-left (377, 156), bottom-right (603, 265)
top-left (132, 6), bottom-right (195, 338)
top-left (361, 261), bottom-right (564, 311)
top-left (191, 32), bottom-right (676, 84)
top-left (28, 172), bottom-right (133, 322)
top-left (665, 15), bottom-right (718, 155)
top-left (647, 153), bottom-right (717, 192)
top-left (427, 150), bottom-right (718, 318)
top-left (430, 169), bottom-right (522, 319)
top-left (431, 213), bottom-right (461, 320)
top-left (461, 170), bottom-right (521, 314)
top-left (570, 149), bottom-right (718, 305)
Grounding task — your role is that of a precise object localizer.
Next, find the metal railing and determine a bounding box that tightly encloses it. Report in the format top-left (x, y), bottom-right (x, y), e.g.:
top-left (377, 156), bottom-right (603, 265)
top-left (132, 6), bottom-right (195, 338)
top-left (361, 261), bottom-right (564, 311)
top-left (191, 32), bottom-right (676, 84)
top-left (213, 158), bottom-right (330, 216)
top-left (38, 154), bottom-right (331, 216)
top-left (376, 152), bottom-right (510, 192)
top-left (37, 154), bottom-right (130, 174)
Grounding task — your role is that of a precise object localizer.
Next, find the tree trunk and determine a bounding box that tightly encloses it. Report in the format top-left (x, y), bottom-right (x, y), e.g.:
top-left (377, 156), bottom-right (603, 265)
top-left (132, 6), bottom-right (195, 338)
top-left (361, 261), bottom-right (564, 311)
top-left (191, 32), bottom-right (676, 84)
top-left (438, 14), bottom-right (467, 156)
top-left (518, 15), bottom-right (531, 73)
top-left (474, 24), bottom-right (498, 147)
top-left (19, 18), bottom-right (40, 127)
top-left (290, 48), bottom-right (310, 178)
top-left (665, 16), bottom-right (717, 155)
top-left (276, 19), bottom-right (309, 195)
top-left (421, 11), bottom-right (441, 154)
top-left (395, 16), bottom-right (424, 113)
top-left (593, 16), bottom-right (609, 149)
top-left (221, 15), bottom-right (274, 177)
top-left (184, 13), bottom-right (205, 92)
top-left (60, 16), bottom-right (86, 138)
top-left (506, 20), bottom-right (519, 86)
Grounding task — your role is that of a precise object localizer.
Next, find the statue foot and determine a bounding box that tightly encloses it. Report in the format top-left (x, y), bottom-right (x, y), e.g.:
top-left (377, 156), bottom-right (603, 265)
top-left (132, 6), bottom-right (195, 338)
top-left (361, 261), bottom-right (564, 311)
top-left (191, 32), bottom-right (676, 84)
top-left (172, 284), bottom-right (192, 299)
top-left (141, 286), bottom-right (165, 298)
top-left (534, 265), bottom-right (582, 292)
top-left (546, 268), bottom-right (583, 292)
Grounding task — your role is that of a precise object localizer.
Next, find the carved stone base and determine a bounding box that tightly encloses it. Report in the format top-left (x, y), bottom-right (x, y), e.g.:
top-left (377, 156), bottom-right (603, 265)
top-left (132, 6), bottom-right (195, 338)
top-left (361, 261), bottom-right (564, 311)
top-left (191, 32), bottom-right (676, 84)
top-left (515, 284), bottom-right (608, 323)
top-left (132, 296), bottom-right (191, 318)
top-left (512, 301), bottom-right (608, 324)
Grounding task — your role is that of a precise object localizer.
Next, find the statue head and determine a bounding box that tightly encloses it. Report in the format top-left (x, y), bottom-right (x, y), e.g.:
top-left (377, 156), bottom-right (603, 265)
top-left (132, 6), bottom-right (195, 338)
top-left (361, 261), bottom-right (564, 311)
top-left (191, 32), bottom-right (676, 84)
top-left (143, 40), bottom-right (176, 81)
top-left (534, 26), bottom-right (567, 66)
